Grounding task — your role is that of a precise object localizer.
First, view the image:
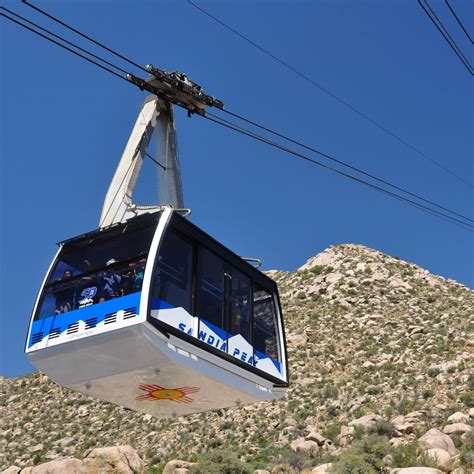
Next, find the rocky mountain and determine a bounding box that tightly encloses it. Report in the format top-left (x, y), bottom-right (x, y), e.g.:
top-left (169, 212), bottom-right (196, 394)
top-left (1, 244), bottom-right (473, 473)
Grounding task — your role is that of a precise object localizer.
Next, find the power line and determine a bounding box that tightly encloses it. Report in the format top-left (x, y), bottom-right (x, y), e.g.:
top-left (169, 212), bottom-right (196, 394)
top-left (445, 0), bottom-right (474, 44)
top-left (202, 113), bottom-right (474, 232)
top-left (187, 0), bottom-right (474, 189)
top-left (21, 0), bottom-right (150, 76)
top-left (0, 6), bottom-right (130, 76)
top-left (0, 12), bottom-right (129, 83)
top-left (418, 0), bottom-right (474, 75)
top-left (423, 0), bottom-right (473, 70)
top-left (2, 7), bottom-right (473, 232)
top-left (216, 108), bottom-right (474, 223)
top-left (8, 0), bottom-right (474, 217)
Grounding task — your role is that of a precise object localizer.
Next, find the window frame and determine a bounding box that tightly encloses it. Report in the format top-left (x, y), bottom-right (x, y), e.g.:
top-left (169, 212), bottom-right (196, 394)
top-left (152, 226), bottom-right (196, 316)
top-left (148, 213), bottom-right (288, 387)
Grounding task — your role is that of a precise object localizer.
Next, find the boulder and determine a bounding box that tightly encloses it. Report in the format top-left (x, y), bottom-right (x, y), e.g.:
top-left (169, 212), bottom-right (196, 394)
top-left (418, 429), bottom-right (457, 457)
top-left (442, 423), bottom-right (472, 434)
top-left (348, 414), bottom-right (383, 430)
top-left (340, 426), bottom-right (355, 438)
top-left (254, 470), bottom-right (270, 474)
top-left (392, 416), bottom-right (415, 434)
top-left (84, 445), bottom-right (143, 473)
top-left (290, 437), bottom-right (319, 452)
top-left (55, 437), bottom-right (74, 448)
top-left (302, 252), bottom-right (337, 270)
top-left (306, 429), bottom-right (328, 445)
top-left (390, 438), bottom-right (406, 448)
top-left (447, 411), bottom-right (469, 423)
top-left (19, 458), bottom-right (85, 473)
top-left (284, 417), bottom-right (298, 427)
top-left (390, 468), bottom-right (443, 474)
top-left (287, 333), bottom-right (309, 346)
top-left (336, 426), bottom-right (354, 447)
top-left (325, 273), bottom-right (343, 284)
top-left (469, 407), bottom-right (474, 418)
top-left (426, 448), bottom-right (453, 471)
top-left (311, 464), bottom-right (333, 474)
top-left (27, 444), bottom-right (44, 454)
top-left (163, 460), bottom-right (196, 474)
top-left (2, 467), bottom-right (21, 474)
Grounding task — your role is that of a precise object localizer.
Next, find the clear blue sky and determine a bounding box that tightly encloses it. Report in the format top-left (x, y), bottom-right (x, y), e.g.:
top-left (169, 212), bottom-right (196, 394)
top-left (1, 0), bottom-right (472, 377)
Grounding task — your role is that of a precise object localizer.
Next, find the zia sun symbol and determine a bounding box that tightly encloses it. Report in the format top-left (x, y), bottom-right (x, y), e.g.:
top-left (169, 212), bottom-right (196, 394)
top-left (136, 384), bottom-right (200, 404)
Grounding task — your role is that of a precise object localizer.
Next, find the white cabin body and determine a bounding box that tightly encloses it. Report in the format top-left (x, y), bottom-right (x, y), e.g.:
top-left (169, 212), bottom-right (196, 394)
top-left (26, 208), bottom-right (288, 418)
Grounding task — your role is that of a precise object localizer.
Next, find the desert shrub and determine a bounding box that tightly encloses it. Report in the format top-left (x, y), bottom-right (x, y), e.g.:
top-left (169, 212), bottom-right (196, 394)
top-left (389, 442), bottom-right (437, 469)
top-left (321, 385), bottom-right (339, 399)
top-left (458, 430), bottom-right (474, 469)
top-left (352, 424), bottom-right (365, 441)
top-left (190, 449), bottom-right (251, 474)
top-left (366, 385), bottom-right (382, 395)
top-left (397, 396), bottom-right (418, 415)
top-left (331, 434), bottom-right (390, 473)
top-left (333, 450), bottom-right (378, 473)
top-left (323, 422), bottom-right (343, 442)
top-left (311, 265), bottom-right (325, 275)
top-left (422, 389), bottom-right (434, 399)
top-left (389, 442), bottom-right (418, 468)
top-left (427, 368), bottom-right (440, 378)
top-left (253, 447), bottom-right (325, 472)
top-left (327, 405), bottom-right (339, 418)
top-left (460, 392), bottom-right (474, 407)
top-left (368, 420), bottom-right (397, 438)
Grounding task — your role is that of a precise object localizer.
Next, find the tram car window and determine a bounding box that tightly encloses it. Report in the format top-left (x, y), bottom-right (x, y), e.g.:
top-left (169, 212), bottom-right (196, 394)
top-left (34, 221), bottom-right (157, 322)
top-left (150, 213), bottom-right (287, 382)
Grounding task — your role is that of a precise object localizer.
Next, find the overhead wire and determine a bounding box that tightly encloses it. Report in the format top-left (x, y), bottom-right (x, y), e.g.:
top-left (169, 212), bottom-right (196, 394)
top-left (202, 113), bottom-right (474, 232)
top-left (21, 0), bottom-right (151, 76)
top-left (0, 12), bottom-right (129, 83)
top-left (215, 109), bottom-right (474, 224)
top-left (6, 2), bottom-right (473, 223)
top-left (445, 0), bottom-right (474, 44)
top-left (2, 6), bottom-right (473, 232)
top-left (187, 0), bottom-right (474, 189)
top-left (0, 6), bottom-right (130, 75)
top-left (418, 0), bottom-right (474, 75)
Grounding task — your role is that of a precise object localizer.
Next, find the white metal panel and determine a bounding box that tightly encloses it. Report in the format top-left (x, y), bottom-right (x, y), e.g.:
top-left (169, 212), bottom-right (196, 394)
top-left (99, 97), bottom-right (159, 228)
top-left (28, 321), bottom-right (285, 418)
top-left (138, 207), bottom-right (173, 332)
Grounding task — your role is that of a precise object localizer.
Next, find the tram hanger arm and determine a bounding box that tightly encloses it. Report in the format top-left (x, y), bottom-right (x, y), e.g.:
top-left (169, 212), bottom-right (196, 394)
top-left (99, 96), bottom-right (161, 229)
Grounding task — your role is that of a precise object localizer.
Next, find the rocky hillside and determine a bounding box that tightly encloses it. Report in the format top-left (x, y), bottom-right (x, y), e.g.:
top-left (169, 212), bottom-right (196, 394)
top-left (1, 244), bottom-right (473, 473)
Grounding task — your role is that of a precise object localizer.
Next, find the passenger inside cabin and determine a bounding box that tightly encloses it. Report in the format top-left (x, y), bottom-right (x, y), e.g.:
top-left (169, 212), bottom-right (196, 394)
top-left (75, 259), bottom-right (100, 309)
top-left (99, 258), bottom-right (122, 301)
top-left (132, 265), bottom-right (144, 292)
top-left (53, 270), bottom-right (75, 314)
top-left (120, 259), bottom-right (145, 296)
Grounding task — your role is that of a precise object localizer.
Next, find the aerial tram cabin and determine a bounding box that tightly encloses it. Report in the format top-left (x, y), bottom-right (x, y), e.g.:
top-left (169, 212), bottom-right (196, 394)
top-left (25, 92), bottom-right (288, 418)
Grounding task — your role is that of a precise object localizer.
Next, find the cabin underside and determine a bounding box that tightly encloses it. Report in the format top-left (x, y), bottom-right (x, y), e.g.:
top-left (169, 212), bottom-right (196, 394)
top-left (28, 322), bottom-right (284, 418)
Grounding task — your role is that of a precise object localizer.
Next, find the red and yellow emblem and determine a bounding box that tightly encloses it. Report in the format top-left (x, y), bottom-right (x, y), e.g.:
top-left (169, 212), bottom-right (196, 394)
top-left (136, 384), bottom-right (200, 404)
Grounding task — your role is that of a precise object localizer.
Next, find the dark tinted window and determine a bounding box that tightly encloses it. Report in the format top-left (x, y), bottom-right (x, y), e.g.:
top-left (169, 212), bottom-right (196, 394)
top-left (253, 286), bottom-right (280, 362)
top-left (198, 248), bottom-right (225, 331)
top-left (228, 269), bottom-right (252, 344)
top-left (153, 229), bottom-right (194, 313)
top-left (49, 226), bottom-right (154, 283)
top-left (34, 225), bottom-right (155, 321)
